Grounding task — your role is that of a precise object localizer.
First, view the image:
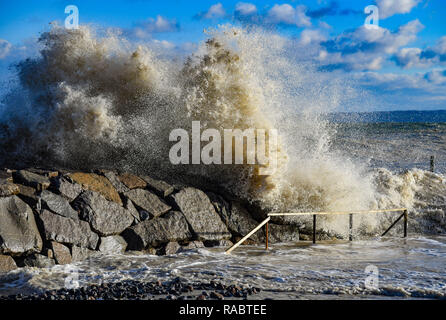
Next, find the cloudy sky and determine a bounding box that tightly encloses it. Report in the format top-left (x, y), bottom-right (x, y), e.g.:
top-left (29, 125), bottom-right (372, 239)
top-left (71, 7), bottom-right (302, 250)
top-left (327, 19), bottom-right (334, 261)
top-left (0, 0), bottom-right (445, 111)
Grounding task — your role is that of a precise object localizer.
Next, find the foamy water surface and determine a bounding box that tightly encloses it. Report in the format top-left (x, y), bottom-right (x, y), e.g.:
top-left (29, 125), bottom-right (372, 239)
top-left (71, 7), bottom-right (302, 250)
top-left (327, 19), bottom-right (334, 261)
top-left (1, 236), bottom-right (445, 299)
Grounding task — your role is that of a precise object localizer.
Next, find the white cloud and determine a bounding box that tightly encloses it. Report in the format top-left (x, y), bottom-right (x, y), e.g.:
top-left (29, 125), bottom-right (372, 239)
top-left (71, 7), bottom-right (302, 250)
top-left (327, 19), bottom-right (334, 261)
top-left (433, 36), bottom-right (446, 54)
top-left (425, 69), bottom-right (446, 84)
top-left (152, 39), bottom-right (175, 50)
top-left (320, 19), bottom-right (424, 71)
top-left (131, 15), bottom-right (179, 38)
top-left (376, 0), bottom-right (422, 19)
top-left (0, 40), bottom-right (12, 59)
top-left (393, 47), bottom-right (426, 68)
top-left (267, 4), bottom-right (311, 27)
top-left (142, 15), bottom-right (178, 33)
top-left (199, 3), bottom-right (226, 20)
top-left (318, 21), bottom-right (332, 29)
top-left (235, 2), bottom-right (257, 16)
top-left (299, 29), bottom-right (326, 45)
top-left (393, 36), bottom-right (446, 69)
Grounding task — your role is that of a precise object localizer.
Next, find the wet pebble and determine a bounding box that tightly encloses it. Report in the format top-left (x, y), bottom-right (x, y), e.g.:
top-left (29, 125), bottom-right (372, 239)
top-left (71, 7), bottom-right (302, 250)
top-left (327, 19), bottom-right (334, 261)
top-left (0, 279), bottom-right (260, 301)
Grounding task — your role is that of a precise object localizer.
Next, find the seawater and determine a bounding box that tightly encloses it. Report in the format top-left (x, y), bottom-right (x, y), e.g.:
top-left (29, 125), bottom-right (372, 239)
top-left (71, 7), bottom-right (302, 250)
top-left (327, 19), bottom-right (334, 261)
top-left (0, 23), bottom-right (445, 299)
top-left (1, 237), bottom-right (445, 299)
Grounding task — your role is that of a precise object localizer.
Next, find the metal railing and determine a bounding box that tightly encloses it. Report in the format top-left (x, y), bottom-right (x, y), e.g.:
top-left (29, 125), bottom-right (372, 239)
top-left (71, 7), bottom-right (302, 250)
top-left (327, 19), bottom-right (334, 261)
top-left (225, 208), bottom-right (408, 254)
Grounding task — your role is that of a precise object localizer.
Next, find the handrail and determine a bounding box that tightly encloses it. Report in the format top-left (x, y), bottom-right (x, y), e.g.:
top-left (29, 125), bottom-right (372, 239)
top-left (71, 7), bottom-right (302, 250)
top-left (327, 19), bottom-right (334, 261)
top-left (268, 208), bottom-right (407, 216)
top-left (225, 208), bottom-right (408, 254)
top-left (225, 217), bottom-right (271, 254)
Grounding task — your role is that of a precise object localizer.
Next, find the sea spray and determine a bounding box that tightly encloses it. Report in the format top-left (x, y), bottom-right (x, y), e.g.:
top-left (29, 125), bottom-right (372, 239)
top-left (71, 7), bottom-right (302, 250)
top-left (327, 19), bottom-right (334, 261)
top-left (0, 24), bottom-right (444, 237)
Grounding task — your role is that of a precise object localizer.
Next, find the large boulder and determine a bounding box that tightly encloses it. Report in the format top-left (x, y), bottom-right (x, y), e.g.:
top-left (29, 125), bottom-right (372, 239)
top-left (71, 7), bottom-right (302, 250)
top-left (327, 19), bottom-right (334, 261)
top-left (50, 242), bottom-right (72, 265)
top-left (208, 193), bottom-right (264, 242)
top-left (124, 189), bottom-right (171, 218)
top-left (12, 170), bottom-right (50, 191)
top-left (52, 176), bottom-right (83, 201)
top-left (38, 210), bottom-right (99, 250)
top-left (224, 201), bottom-right (265, 242)
top-left (0, 170), bottom-right (13, 182)
top-left (118, 173), bottom-right (147, 189)
top-left (103, 171), bottom-right (129, 193)
top-left (26, 168), bottom-right (59, 178)
top-left (40, 190), bottom-right (78, 220)
top-left (99, 236), bottom-right (127, 254)
top-left (123, 211), bottom-right (192, 250)
top-left (142, 176), bottom-right (174, 198)
top-left (71, 246), bottom-right (96, 262)
top-left (0, 196), bottom-right (43, 256)
top-left (73, 191), bottom-right (133, 236)
top-left (15, 184), bottom-right (40, 207)
top-left (268, 224), bottom-right (300, 243)
top-left (123, 198), bottom-right (141, 224)
top-left (179, 241), bottom-right (205, 252)
top-left (173, 188), bottom-right (231, 241)
top-left (0, 255), bottom-right (17, 273)
top-left (68, 173), bottom-right (122, 205)
top-left (0, 181), bottom-right (19, 197)
top-left (163, 242), bottom-right (181, 255)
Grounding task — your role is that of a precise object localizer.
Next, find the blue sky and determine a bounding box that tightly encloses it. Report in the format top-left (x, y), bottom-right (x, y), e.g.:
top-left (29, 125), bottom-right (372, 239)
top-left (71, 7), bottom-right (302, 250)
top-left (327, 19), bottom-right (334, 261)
top-left (0, 0), bottom-right (445, 111)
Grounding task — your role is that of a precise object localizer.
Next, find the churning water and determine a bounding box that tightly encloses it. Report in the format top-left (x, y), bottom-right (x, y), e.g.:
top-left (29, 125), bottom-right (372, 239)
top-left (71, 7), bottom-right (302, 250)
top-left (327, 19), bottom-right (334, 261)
top-left (1, 237), bottom-right (446, 299)
top-left (0, 24), bottom-right (445, 299)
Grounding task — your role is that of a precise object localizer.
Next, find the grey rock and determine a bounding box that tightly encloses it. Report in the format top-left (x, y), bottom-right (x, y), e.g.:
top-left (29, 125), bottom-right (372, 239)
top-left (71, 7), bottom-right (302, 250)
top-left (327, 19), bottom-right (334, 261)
top-left (40, 190), bottom-right (78, 220)
top-left (142, 176), bottom-right (174, 198)
top-left (71, 246), bottom-right (96, 262)
top-left (99, 236), bottom-right (127, 254)
top-left (23, 254), bottom-right (55, 268)
top-left (51, 242), bottom-right (72, 265)
top-left (52, 177), bottom-right (83, 201)
top-left (38, 210), bottom-right (99, 250)
top-left (225, 201), bottom-right (265, 242)
top-left (103, 171), bottom-right (129, 193)
top-left (12, 170), bottom-right (50, 191)
top-left (0, 196), bottom-right (43, 256)
top-left (207, 192), bottom-right (230, 218)
top-left (164, 242), bottom-right (181, 255)
top-left (15, 184), bottom-right (40, 208)
top-left (179, 241), bottom-right (205, 252)
top-left (173, 188), bottom-right (231, 241)
top-left (27, 168), bottom-right (59, 178)
top-left (122, 211), bottom-right (192, 250)
top-left (0, 255), bottom-right (17, 273)
top-left (268, 224), bottom-right (300, 243)
top-left (203, 239), bottom-right (233, 247)
top-left (0, 181), bottom-right (19, 197)
top-left (0, 170), bottom-right (13, 182)
top-left (73, 190), bottom-right (133, 236)
top-left (124, 198), bottom-right (140, 224)
top-left (124, 189), bottom-right (171, 218)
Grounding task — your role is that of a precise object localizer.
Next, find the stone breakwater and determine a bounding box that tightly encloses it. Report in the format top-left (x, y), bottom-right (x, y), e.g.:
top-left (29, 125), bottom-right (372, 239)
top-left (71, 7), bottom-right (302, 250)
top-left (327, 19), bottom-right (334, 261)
top-left (0, 168), bottom-right (301, 273)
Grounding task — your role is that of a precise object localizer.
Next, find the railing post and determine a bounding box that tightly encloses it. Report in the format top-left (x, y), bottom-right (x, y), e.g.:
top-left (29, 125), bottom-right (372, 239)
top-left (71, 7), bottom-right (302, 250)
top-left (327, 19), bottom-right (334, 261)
top-left (265, 222), bottom-right (269, 250)
top-left (349, 213), bottom-right (353, 241)
top-left (403, 210), bottom-right (408, 238)
top-left (313, 214), bottom-right (316, 244)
